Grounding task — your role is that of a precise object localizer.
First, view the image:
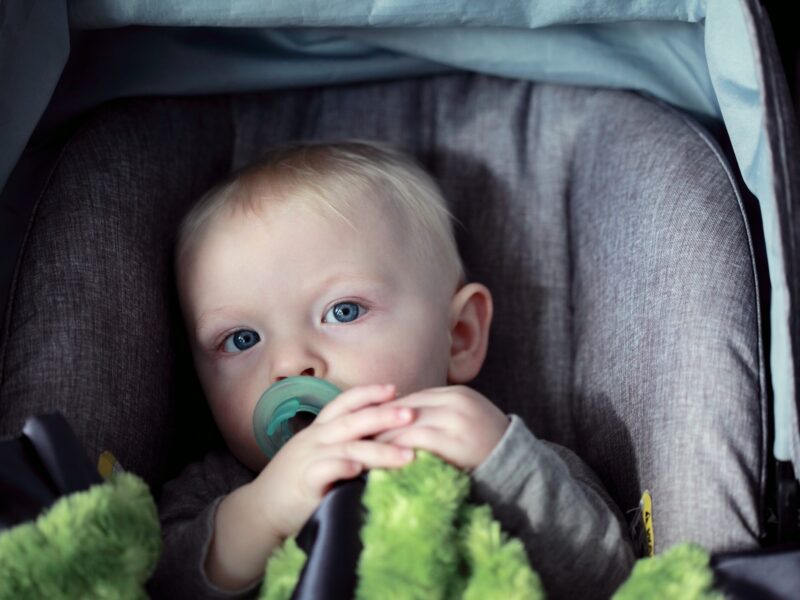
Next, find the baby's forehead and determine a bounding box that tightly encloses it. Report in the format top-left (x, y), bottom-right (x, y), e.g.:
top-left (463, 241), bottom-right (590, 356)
top-left (236, 178), bottom-right (409, 238)
top-left (179, 166), bottom-right (462, 291)
top-left (187, 183), bottom-right (396, 255)
top-left (184, 200), bottom-right (451, 293)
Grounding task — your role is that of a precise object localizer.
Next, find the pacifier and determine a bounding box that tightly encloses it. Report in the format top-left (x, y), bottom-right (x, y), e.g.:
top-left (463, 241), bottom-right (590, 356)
top-left (252, 376), bottom-right (342, 458)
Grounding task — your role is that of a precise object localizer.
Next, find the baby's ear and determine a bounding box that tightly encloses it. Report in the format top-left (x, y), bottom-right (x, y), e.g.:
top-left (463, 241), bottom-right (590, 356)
top-left (447, 283), bottom-right (493, 384)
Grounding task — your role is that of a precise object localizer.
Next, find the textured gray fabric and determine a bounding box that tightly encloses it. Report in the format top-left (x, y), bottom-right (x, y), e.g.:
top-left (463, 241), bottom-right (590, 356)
top-left (569, 93), bottom-right (767, 552)
top-left (470, 416), bottom-right (634, 599)
top-left (0, 98), bottom-right (233, 485)
top-left (0, 73), bottom-right (766, 553)
top-left (152, 451), bottom-right (256, 599)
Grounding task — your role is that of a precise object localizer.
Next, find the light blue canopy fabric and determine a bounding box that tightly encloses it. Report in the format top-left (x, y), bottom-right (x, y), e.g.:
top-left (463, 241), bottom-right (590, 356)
top-left (1, 0), bottom-right (797, 467)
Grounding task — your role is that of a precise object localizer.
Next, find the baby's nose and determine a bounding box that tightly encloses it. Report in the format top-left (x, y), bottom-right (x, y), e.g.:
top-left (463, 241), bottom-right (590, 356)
top-left (275, 367), bottom-right (316, 382)
top-left (270, 345), bottom-right (325, 383)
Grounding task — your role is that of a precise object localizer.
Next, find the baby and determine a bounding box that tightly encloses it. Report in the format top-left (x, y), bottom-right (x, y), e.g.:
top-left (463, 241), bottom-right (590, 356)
top-left (153, 141), bottom-right (634, 599)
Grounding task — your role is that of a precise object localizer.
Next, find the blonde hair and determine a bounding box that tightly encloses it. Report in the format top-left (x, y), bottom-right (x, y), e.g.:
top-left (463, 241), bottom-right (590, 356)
top-left (176, 140), bottom-right (464, 284)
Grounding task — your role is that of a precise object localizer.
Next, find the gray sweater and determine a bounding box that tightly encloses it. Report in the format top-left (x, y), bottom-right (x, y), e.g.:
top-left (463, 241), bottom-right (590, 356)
top-left (150, 415), bottom-right (635, 599)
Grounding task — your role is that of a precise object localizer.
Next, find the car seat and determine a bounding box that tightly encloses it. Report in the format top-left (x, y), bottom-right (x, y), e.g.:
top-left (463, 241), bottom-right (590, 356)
top-left (0, 72), bottom-right (768, 558)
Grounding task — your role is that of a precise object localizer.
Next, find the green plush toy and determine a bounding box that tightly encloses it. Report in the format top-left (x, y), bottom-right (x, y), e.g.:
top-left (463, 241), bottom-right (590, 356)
top-left (0, 454), bottom-right (722, 600)
top-left (0, 473), bottom-right (160, 600)
top-left (263, 451), bottom-right (543, 600)
top-left (261, 451), bottom-right (722, 600)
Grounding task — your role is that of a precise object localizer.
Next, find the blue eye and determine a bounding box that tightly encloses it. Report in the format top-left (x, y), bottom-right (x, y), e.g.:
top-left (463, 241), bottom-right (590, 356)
top-left (223, 329), bottom-right (261, 353)
top-left (323, 302), bottom-right (364, 324)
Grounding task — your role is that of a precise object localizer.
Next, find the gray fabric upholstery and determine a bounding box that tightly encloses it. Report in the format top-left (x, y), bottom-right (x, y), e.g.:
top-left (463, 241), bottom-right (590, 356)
top-left (568, 93), bottom-right (767, 552)
top-left (0, 98), bottom-right (233, 486)
top-left (0, 74), bottom-right (766, 553)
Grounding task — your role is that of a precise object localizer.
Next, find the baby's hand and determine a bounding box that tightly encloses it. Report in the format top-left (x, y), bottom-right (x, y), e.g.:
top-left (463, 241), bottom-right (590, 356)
top-left (374, 386), bottom-right (509, 471)
top-left (251, 384), bottom-right (415, 540)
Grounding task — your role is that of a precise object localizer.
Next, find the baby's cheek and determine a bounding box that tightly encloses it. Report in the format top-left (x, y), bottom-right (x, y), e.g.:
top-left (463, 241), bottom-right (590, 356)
top-left (224, 422), bottom-right (268, 471)
top-left (208, 391), bottom-right (262, 464)
top-left (369, 348), bottom-right (448, 395)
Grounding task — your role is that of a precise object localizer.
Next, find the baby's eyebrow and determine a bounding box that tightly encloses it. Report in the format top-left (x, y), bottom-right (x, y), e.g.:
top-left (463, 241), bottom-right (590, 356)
top-left (312, 273), bottom-right (389, 293)
top-left (194, 307), bottom-right (236, 341)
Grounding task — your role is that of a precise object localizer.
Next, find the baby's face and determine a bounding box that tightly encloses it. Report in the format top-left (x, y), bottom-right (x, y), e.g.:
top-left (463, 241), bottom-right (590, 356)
top-left (178, 200), bottom-right (458, 470)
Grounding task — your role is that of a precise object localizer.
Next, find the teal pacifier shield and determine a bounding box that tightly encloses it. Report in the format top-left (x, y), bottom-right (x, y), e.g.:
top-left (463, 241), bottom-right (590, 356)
top-left (253, 377), bottom-right (341, 458)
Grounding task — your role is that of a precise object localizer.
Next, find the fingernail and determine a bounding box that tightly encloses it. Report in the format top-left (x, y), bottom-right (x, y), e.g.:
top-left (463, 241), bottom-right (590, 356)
top-left (402, 449), bottom-right (415, 461)
top-left (398, 408), bottom-right (413, 421)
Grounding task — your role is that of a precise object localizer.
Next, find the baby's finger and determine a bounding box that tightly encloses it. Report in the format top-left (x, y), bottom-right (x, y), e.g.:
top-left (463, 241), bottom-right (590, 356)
top-left (384, 405), bottom-right (463, 433)
top-left (386, 390), bottom-right (453, 409)
top-left (375, 426), bottom-right (465, 468)
top-left (373, 421), bottom-right (445, 444)
top-left (318, 404), bottom-right (414, 444)
top-left (333, 439), bottom-right (415, 468)
top-left (316, 384), bottom-right (397, 423)
top-left (303, 442), bottom-right (414, 494)
top-left (371, 405), bottom-right (461, 446)
top-left (303, 458), bottom-right (364, 497)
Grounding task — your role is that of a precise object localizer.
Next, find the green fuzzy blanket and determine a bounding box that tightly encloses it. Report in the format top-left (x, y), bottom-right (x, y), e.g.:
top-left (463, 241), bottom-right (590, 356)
top-left (0, 454), bottom-right (721, 600)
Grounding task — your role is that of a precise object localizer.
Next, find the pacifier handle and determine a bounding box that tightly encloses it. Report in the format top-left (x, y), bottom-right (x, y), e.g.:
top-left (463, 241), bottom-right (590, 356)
top-left (252, 377), bottom-right (341, 458)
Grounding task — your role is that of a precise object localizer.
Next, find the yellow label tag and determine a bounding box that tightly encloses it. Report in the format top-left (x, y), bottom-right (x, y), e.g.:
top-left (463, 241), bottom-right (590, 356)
top-left (98, 451), bottom-right (124, 479)
top-left (640, 490), bottom-right (655, 556)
